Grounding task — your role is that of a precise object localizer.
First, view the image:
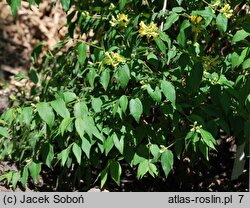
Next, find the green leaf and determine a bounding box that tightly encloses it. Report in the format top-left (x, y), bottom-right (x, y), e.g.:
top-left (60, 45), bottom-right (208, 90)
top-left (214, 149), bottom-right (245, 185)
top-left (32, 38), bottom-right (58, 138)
top-left (0, 126), bottom-right (10, 139)
top-left (37, 102), bottom-right (55, 128)
top-left (0, 172), bottom-right (13, 185)
top-left (72, 143), bottom-right (82, 165)
top-left (60, 0), bottom-right (70, 11)
top-left (29, 161), bottom-right (41, 184)
top-left (232, 29), bottom-right (250, 44)
top-left (147, 85), bottom-right (162, 103)
top-left (104, 136), bottom-right (114, 156)
top-left (91, 97), bottom-right (103, 113)
top-left (242, 58), bottom-right (250, 70)
top-left (23, 107), bottom-right (33, 126)
top-left (74, 102), bottom-right (88, 119)
top-left (177, 20), bottom-right (190, 47)
top-left (119, 95), bottom-right (128, 113)
top-left (100, 168), bottom-right (108, 188)
top-left (112, 133), bottom-right (124, 154)
top-left (75, 118), bottom-right (85, 139)
top-left (14, 72), bottom-right (28, 82)
top-left (119, 0), bottom-right (127, 10)
top-left (133, 145), bottom-right (148, 165)
top-left (12, 172), bottom-right (19, 190)
top-left (51, 98), bottom-right (70, 118)
top-left (161, 149), bottom-right (174, 178)
top-left (117, 63), bottom-right (130, 89)
top-left (81, 137), bottom-right (92, 158)
top-left (110, 160), bottom-right (122, 186)
top-left (29, 68), bottom-right (39, 84)
top-left (158, 30), bottom-right (171, 44)
top-left (10, 0), bottom-right (21, 16)
top-left (41, 143), bottom-right (54, 168)
top-left (137, 159), bottom-right (149, 179)
top-left (200, 129), bottom-right (216, 150)
top-left (154, 38), bottom-right (166, 55)
top-left (216, 13), bottom-right (227, 33)
top-left (20, 167), bottom-right (29, 188)
top-left (164, 13), bottom-right (179, 31)
top-left (75, 116), bottom-right (102, 141)
top-left (186, 62), bottom-right (203, 94)
top-left (78, 42), bottom-right (87, 65)
top-left (58, 147), bottom-right (71, 166)
top-left (199, 140), bottom-right (209, 161)
top-left (100, 68), bottom-right (110, 90)
top-left (59, 117), bottom-right (73, 135)
top-left (172, 7), bottom-right (185, 13)
top-left (87, 69), bottom-right (97, 88)
top-left (148, 162), bottom-right (158, 177)
top-left (129, 98), bottom-right (143, 123)
top-left (150, 144), bottom-right (161, 162)
top-left (63, 91), bottom-right (77, 103)
top-left (161, 80), bottom-right (176, 107)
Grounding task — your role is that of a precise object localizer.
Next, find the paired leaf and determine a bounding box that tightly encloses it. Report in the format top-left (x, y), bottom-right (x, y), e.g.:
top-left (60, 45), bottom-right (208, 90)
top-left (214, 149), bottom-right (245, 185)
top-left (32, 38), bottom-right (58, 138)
top-left (81, 137), bottom-right (92, 158)
top-left (129, 98), bottom-right (143, 123)
top-left (0, 126), bottom-right (10, 139)
top-left (91, 97), bottom-right (103, 113)
top-left (117, 64), bottom-right (130, 89)
top-left (29, 161), bottom-right (41, 184)
top-left (51, 98), bottom-right (70, 118)
top-left (110, 160), bottom-right (122, 186)
top-left (164, 13), bottom-right (179, 31)
top-left (72, 143), bottom-right (82, 165)
top-left (119, 95), bottom-right (128, 113)
top-left (20, 167), bottom-right (29, 188)
top-left (100, 68), bottom-right (110, 90)
top-left (112, 133), bottom-right (124, 154)
top-left (147, 85), bottom-right (162, 103)
top-left (78, 42), bottom-right (87, 65)
top-left (161, 80), bottom-right (176, 107)
top-left (74, 102), bottom-right (88, 118)
top-left (200, 129), bottom-right (216, 150)
top-left (216, 13), bottom-right (227, 33)
top-left (37, 102), bottom-right (55, 128)
top-left (137, 159), bottom-right (149, 179)
top-left (41, 143), bottom-right (54, 168)
top-left (161, 149), bottom-right (174, 178)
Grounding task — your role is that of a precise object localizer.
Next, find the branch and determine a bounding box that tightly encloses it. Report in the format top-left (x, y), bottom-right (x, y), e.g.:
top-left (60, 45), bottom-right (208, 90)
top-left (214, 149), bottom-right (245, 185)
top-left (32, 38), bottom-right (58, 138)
top-left (160, 0), bottom-right (168, 30)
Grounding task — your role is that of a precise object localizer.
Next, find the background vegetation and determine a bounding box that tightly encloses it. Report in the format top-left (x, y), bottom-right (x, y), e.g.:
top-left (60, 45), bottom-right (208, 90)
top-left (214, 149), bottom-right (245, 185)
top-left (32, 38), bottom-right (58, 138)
top-left (0, 0), bottom-right (249, 191)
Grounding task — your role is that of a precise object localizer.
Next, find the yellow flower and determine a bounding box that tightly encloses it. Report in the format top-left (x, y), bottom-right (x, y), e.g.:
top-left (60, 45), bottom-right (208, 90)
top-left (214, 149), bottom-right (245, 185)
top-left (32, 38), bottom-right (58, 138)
top-left (220, 4), bottom-right (229, 13)
top-left (190, 15), bottom-right (197, 23)
top-left (190, 15), bottom-right (203, 24)
top-left (149, 22), bottom-right (158, 31)
top-left (113, 52), bottom-right (125, 63)
top-left (139, 21), bottom-right (159, 41)
top-left (118, 13), bottom-right (128, 22)
top-left (196, 16), bottom-right (203, 24)
top-left (104, 52), bottom-right (125, 68)
top-left (220, 4), bottom-right (233, 19)
top-left (110, 13), bottom-right (129, 28)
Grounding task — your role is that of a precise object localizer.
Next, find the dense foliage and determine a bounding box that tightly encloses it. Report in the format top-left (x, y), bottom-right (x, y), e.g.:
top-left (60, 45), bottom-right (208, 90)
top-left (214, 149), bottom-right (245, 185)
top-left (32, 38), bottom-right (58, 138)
top-left (0, 0), bottom-right (249, 190)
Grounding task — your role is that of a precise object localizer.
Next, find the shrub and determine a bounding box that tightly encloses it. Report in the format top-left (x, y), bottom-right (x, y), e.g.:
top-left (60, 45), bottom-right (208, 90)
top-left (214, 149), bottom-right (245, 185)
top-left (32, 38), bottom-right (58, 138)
top-left (0, 0), bottom-right (249, 190)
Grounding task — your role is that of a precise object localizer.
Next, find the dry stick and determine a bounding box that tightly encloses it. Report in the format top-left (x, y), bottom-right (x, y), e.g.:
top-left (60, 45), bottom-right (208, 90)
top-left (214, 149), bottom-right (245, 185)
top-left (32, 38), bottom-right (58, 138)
top-left (160, 0), bottom-right (168, 30)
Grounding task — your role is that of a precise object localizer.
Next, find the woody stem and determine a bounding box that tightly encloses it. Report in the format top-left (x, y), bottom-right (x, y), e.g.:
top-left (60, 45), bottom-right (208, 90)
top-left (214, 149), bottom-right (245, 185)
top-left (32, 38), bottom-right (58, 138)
top-left (160, 0), bottom-right (168, 30)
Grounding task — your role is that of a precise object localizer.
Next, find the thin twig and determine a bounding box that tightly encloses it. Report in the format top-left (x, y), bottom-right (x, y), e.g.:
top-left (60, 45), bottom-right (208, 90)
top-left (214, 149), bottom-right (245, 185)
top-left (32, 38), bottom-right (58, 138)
top-left (160, 0), bottom-right (168, 30)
